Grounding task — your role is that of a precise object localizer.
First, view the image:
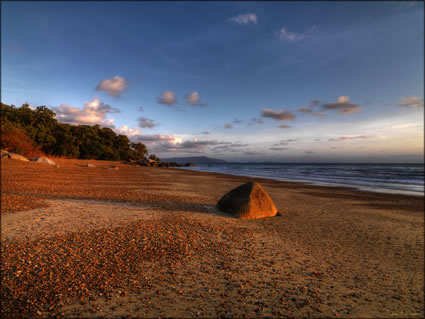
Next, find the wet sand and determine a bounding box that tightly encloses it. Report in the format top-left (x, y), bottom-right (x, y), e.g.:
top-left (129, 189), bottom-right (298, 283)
top-left (1, 157), bottom-right (424, 318)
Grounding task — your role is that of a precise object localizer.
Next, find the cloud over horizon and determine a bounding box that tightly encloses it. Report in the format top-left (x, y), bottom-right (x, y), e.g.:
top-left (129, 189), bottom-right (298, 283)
top-left (322, 96), bottom-right (361, 114)
top-left (96, 76), bottom-right (128, 97)
top-left (328, 135), bottom-right (369, 142)
top-left (269, 147), bottom-right (289, 151)
top-left (134, 136), bottom-right (246, 154)
top-left (53, 98), bottom-right (119, 126)
top-left (230, 13), bottom-right (257, 25)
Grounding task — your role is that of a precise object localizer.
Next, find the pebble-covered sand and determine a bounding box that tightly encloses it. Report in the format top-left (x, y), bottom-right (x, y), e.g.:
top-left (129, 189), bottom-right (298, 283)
top-left (1, 157), bottom-right (424, 318)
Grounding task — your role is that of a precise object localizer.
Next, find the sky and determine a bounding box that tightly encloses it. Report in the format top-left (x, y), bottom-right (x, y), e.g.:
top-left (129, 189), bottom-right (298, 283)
top-left (2, 1), bottom-right (424, 163)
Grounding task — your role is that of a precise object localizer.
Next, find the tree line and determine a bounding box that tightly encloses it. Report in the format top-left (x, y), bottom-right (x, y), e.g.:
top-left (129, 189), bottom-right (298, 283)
top-left (1, 103), bottom-right (150, 161)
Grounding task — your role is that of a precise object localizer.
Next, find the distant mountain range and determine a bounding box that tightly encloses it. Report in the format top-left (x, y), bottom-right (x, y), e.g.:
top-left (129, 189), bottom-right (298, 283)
top-left (162, 156), bottom-right (227, 164)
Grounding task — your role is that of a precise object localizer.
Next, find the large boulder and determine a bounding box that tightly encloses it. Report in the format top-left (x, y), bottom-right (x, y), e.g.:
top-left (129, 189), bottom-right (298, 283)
top-left (2, 153), bottom-right (29, 162)
top-left (216, 182), bottom-right (278, 219)
top-left (32, 156), bottom-right (56, 165)
top-left (84, 163), bottom-right (96, 168)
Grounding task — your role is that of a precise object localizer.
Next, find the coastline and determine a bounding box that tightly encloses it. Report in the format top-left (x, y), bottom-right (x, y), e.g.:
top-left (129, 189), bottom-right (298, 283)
top-left (1, 157), bottom-right (424, 318)
top-left (177, 164), bottom-right (424, 197)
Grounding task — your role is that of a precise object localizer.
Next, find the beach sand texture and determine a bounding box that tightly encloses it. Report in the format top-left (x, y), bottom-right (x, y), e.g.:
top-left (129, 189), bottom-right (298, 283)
top-left (1, 157), bottom-right (424, 318)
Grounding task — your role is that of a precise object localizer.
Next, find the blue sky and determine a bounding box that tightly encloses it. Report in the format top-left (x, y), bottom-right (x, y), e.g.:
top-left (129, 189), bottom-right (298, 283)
top-left (2, 1), bottom-right (424, 162)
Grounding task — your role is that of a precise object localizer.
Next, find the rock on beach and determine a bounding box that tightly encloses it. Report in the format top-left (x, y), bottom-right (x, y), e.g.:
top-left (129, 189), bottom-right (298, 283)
top-left (216, 182), bottom-right (278, 219)
top-left (1, 152), bottom-right (29, 162)
top-left (31, 156), bottom-right (56, 165)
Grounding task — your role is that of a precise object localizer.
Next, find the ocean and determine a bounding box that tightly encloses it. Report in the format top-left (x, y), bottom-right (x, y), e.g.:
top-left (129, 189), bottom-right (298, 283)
top-left (180, 163), bottom-right (424, 196)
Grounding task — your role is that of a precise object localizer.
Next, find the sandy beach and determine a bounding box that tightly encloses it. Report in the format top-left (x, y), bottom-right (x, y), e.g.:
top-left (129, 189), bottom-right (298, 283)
top-left (1, 157), bottom-right (424, 318)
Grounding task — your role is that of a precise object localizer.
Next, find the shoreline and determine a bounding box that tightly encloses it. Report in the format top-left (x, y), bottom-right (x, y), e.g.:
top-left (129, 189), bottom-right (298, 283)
top-left (1, 157), bottom-right (424, 318)
top-left (173, 166), bottom-right (424, 201)
top-left (177, 165), bottom-right (424, 197)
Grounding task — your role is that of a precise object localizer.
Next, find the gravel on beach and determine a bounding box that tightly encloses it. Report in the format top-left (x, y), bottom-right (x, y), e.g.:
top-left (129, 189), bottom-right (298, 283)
top-left (1, 157), bottom-right (424, 318)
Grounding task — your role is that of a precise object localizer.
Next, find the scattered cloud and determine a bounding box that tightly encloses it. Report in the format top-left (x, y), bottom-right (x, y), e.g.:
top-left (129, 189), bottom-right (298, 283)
top-left (277, 139), bottom-right (296, 145)
top-left (248, 117), bottom-right (264, 125)
top-left (297, 106), bottom-right (313, 113)
top-left (278, 25), bottom-right (318, 42)
top-left (96, 76), bottom-right (128, 97)
top-left (185, 91), bottom-right (207, 106)
top-left (211, 143), bottom-right (250, 153)
top-left (138, 117), bottom-right (159, 128)
top-left (397, 96), bottom-right (424, 108)
top-left (261, 108), bottom-right (296, 121)
top-left (328, 135), bottom-right (369, 142)
top-left (224, 123), bottom-right (233, 129)
top-left (232, 118), bottom-right (243, 124)
top-left (135, 136), bottom-right (244, 154)
top-left (158, 91), bottom-right (177, 106)
top-left (134, 134), bottom-right (180, 143)
top-left (322, 96), bottom-right (361, 114)
top-left (230, 13), bottom-right (257, 25)
top-left (115, 125), bottom-right (141, 137)
top-left (201, 131), bottom-right (210, 135)
top-left (53, 98), bottom-right (119, 126)
top-left (269, 147), bottom-right (289, 151)
top-left (278, 124), bottom-right (291, 128)
top-left (391, 122), bottom-right (423, 129)
top-left (297, 105), bottom-right (326, 118)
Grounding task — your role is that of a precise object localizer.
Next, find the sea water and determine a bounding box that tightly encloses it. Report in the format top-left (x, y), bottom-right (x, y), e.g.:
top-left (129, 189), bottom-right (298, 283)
top-left (180, 163), bottom-right (424, 196)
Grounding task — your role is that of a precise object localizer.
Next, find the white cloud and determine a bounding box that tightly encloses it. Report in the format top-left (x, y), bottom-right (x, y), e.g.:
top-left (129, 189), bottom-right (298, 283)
top-left (230, 13), bottom-right (257, 25)
top-left (133, 135), bottom-right (248, 154)
top-left (96, 76), bottom-right (128, 97)
top-left (115, 125), bottom-right (141, 137)
top-left (158, 91), bottom-right (177, 105)
top-left (391, 122), bottom-right (423, 129)
top-left (53, 98), bottom-right (120, 126)
top-left (397, 97), bottom-right (424, 109)
top-left (278, 25), bottom-right (318, 42)
top-left (185, 91), bottom-right (207, 106)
